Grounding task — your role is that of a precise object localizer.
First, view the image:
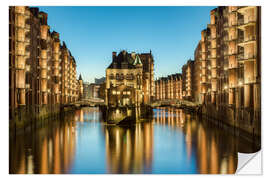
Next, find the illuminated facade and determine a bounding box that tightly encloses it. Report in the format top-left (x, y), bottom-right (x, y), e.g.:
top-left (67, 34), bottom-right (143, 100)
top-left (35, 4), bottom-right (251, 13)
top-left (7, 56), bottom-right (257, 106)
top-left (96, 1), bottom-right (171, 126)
top-left (195, 6), bottom-right (260, 108)
top-left (104, 123), bottom-right (153, 173)
top-left (105, 50), bottom-right (154, 107)
top-left (182, 60), bottom-right (195, 101)
top-left (154, 107), bottom-right (238, 174)
top-left (185, 6), bottom-right (261, 137)
top-left (9, 6), bottom-right (82, 128)
top-left (154, 6), bottom-right (260, 138)
top-left (155, 73), bottom-right (182, 101)
top-left (139, 52), bottom-right (155, 104)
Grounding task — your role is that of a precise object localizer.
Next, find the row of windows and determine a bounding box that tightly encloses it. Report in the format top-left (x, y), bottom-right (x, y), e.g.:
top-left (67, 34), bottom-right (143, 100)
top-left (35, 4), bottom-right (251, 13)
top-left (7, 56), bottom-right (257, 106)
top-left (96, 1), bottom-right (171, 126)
top-left (109, 73), bottom-right (141, 80)
top-left (111, 90), bottom-right (131, 95)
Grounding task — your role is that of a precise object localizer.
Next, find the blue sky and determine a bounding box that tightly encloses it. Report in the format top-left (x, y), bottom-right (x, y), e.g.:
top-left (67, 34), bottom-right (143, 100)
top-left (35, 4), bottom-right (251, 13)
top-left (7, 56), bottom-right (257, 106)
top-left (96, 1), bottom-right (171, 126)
top-left (38, 6), bottom-right (215, 83)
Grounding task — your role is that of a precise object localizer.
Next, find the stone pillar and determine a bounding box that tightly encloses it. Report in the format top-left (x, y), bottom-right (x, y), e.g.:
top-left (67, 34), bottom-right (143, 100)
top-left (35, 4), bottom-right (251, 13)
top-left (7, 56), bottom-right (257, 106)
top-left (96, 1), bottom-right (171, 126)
top-left (19, 89), bottom-right (26, 105)
top-left (43, 92), bottom-right (48, 105)
top-left (244, 84), bottom-right (250, 108)
top-left (201, 94), bottom-right (205, 104)
top-left (229, 88), bottom-right (234, 105)
top-left (211, 92), bottom-right (216, 104)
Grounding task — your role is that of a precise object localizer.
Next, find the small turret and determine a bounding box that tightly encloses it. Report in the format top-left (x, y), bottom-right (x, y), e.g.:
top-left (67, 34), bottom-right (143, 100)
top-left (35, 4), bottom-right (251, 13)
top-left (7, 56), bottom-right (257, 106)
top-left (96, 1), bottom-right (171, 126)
top-left (78, 74), bottom-right (83, 100)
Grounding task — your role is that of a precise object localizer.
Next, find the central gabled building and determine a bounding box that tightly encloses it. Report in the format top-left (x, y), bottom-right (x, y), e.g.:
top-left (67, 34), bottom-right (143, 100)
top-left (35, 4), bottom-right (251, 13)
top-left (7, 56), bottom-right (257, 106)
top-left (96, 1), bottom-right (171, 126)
top-left (105, 50), bottom-right (154, 107)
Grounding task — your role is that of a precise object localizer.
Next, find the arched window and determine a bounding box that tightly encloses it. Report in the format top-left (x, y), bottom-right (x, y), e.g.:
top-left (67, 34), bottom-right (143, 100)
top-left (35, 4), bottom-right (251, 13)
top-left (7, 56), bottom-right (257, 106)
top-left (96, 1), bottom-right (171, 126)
top-left (109, 73), bottom-right (114, 79)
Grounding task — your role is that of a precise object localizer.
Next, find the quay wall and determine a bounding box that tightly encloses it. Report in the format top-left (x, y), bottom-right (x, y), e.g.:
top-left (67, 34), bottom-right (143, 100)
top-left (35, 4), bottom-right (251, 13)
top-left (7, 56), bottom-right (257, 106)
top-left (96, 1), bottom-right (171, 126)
top-left (200, 104), bottom-right (261, 145)
top-left (9, 104), bottom-right (78, 134)
top-left (151, 101), bottom-right (260, 145)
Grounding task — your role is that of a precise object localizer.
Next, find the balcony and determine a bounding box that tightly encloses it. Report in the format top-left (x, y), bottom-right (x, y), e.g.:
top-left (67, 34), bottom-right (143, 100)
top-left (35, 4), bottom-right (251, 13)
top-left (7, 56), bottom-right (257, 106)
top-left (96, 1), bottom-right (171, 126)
top-left (228, 36), bottom-right (237, 42)
top-left (238, 16), bottom-right (256, 29)
top-left (229, 20), bottom-right (238, 27)
top-left (238, 18), bottom-right (244, 26)
top-left (245, 16), bottom-right (256, 23)
top-left (238, 35), bottom-right (257, 47)
top-left (244, 35), bottom-right (256, 43)
top-left (244, 54), bottom-right (257, 61)
top-left (237, 36), bottom-right (244, 43)
top-left (228, 51), bottom-right (237, 56)
top-left (238, 6), bottom-right (255, 14)
top-left (237, 53), bottom-right (244, 61)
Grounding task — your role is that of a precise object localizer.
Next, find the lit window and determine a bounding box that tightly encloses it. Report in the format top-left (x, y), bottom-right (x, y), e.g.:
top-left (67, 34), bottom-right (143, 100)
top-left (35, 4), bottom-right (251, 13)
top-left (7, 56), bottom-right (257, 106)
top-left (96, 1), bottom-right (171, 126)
top-left (26, 65), bottom-right (30, 72)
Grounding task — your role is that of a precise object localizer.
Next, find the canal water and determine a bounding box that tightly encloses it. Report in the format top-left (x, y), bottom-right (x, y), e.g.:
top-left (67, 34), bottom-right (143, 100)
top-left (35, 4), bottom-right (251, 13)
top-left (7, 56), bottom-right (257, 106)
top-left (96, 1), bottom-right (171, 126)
top-left (9, 107), bottom-right (259, 174)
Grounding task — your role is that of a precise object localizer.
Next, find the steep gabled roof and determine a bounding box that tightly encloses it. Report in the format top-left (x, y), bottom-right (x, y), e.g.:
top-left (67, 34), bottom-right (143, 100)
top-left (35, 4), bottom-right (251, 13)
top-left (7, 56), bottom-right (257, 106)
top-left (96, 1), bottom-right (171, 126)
top-left (107, 50), bottom-right (137, 69)
top-left (79, 74), bottom-right (82, 80)
top-left (133, 55), bottom-right (142, 65)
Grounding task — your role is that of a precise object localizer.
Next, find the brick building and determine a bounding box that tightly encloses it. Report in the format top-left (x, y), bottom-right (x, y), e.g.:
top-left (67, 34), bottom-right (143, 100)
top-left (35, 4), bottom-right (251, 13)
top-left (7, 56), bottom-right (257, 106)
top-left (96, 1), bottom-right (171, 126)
top-left (105, 50), bottom-right (154, 107)
top-left (9, 6), bottom-right (82, 128)
top-left (154, 6), bottom-right (260, 138)
top-left (187, 6), bottom-right (261, 137)
top-left (155, 73), bottom-right (182, 101)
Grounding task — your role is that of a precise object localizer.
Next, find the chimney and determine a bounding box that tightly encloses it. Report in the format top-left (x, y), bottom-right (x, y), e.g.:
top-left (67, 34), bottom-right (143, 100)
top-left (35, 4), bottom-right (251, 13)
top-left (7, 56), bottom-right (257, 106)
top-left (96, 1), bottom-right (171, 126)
top-left (112, 52), bottom-right (117, 61)
top-left (39, 12), bottom-right (48, 25)
top-left (131, 52), bottom-right (136, 59)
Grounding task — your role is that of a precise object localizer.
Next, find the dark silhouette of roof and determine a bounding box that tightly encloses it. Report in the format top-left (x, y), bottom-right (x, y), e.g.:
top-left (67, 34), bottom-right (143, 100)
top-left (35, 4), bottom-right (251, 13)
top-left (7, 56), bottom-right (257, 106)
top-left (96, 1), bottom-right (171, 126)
top-left (107, 50), bottom-right (142, 69)
top-left (79, 74), bottom-right (82, 80)
top-left (62, 41), bottom-right (67, 49)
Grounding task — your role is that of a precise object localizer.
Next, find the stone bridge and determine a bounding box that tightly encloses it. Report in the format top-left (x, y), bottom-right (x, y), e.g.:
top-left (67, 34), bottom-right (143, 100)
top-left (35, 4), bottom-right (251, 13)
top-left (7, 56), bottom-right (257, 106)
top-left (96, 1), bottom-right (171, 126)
top-left (64, 98), bottom-right (105, 108)
top-left (150, 99), bottom-right (200, 111)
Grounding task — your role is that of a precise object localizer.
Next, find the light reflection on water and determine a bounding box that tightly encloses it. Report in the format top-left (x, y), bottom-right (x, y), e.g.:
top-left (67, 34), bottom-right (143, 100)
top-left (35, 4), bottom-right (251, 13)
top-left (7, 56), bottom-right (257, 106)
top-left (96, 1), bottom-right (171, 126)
top-left (9, 107), bottom-right (255, 174)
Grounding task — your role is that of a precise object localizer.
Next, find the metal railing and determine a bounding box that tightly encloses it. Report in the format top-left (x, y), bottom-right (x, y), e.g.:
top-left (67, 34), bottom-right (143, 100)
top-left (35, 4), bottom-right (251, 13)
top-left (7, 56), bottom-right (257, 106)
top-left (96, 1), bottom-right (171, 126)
top-left (238, 18), bottom-right (244, 26)
top-left (237, 53), bottom-right (244, 60)
top-left (244, 35), bottom-right (256, 42)
top-left (238, 16), bottom-right (256, 26)
top-left (245, 54), bottom-right (257, 60)
top-left (237, 36), bottom-right (244, 43)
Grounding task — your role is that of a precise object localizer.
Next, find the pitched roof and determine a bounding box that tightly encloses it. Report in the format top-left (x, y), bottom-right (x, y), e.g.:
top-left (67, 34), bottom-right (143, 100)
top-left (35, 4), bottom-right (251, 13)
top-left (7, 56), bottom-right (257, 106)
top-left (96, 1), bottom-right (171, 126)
top-left (79, 74), bottom-right (82, 80)
top-left (133, 55), bottom-right (142, 65)
top-left (107, 51), bottom-right (137, 69)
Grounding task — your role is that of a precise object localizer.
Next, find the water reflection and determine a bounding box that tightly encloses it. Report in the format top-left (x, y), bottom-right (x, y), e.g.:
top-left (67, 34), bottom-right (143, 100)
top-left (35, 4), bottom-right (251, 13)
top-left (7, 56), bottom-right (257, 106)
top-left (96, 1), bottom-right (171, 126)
top-left (152, 108), bottom-right (236, 174)
top-left (9, 107), bottom-right (256, 174)
top-left (105, 123), bottom-right (153, 173)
